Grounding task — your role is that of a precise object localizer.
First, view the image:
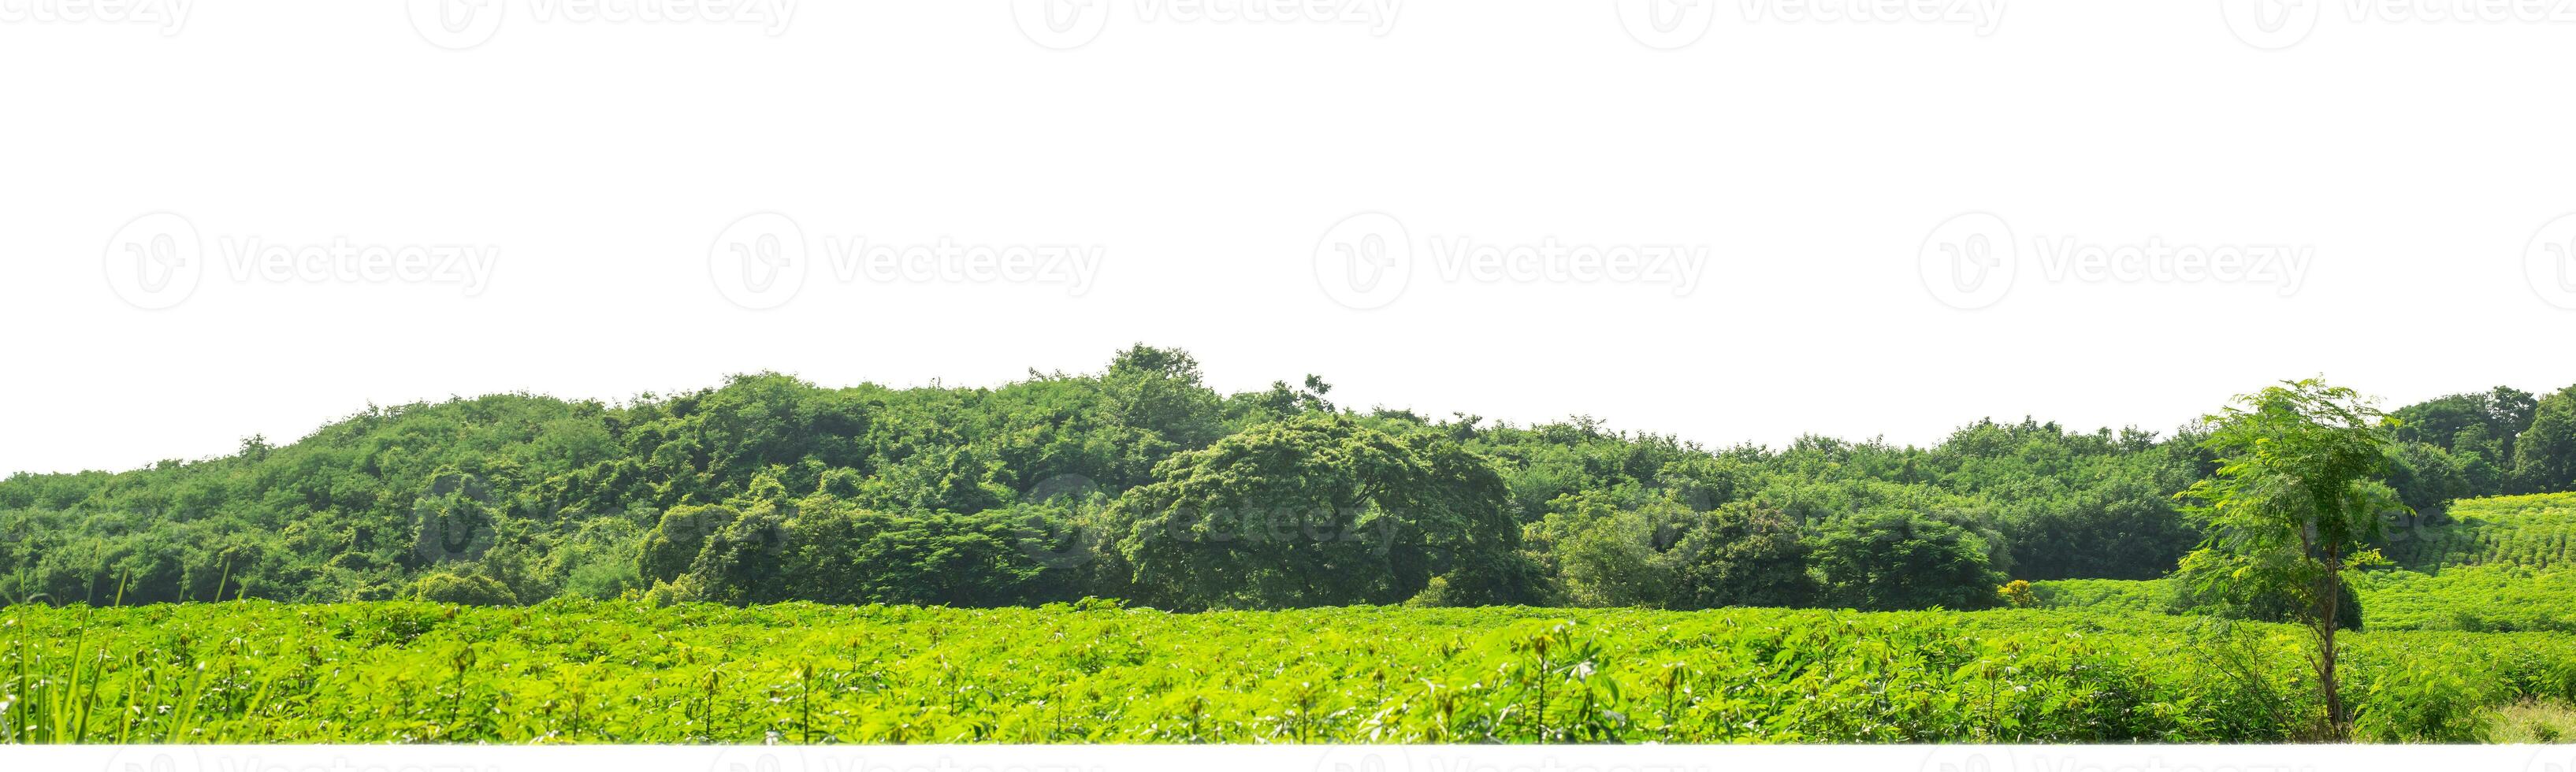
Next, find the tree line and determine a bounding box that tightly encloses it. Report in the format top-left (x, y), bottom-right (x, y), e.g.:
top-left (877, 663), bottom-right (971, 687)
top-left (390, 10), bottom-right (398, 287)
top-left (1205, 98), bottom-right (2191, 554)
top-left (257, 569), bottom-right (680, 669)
top-left (5, 346), bottom-right (2573, 614)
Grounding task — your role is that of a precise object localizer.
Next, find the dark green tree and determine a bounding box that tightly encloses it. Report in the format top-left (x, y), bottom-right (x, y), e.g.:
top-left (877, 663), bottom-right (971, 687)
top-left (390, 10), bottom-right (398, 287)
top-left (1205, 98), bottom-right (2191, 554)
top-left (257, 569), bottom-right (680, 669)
top-left (1108, 414), bottom-right (1523, 610)
top-left (2514, 387), bottom-right (2576, 494)
top-left (1808, 510), bottom-right (2005, 611)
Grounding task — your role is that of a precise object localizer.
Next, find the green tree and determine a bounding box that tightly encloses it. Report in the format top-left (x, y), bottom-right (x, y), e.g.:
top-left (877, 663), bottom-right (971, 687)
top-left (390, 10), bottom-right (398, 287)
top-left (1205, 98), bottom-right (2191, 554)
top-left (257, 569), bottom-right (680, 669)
top-left (2514, 387), bottom-right (2576, 494)
top-left (1107, 414), bottom-right (1522, 610)
top-left (1669, 501), bottom-right (1818, 609)
top-left (1808, 510), bottom-right (2005, 611)
top-left (2177, 379), bottom-right (2404, 739)
top-left (1521, 491), bottom-right (1690, 607)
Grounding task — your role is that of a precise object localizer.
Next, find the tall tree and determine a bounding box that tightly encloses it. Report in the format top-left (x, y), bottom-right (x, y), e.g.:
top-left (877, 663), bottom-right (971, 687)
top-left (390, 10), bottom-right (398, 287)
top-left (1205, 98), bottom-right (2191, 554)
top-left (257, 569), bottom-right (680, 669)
top-left (2513, 386), bottom-right (2576, 494)
top-left (2177, 379), bottom-right (2404, 739)
top-left (1106, 414), bottom-right (1523, 609)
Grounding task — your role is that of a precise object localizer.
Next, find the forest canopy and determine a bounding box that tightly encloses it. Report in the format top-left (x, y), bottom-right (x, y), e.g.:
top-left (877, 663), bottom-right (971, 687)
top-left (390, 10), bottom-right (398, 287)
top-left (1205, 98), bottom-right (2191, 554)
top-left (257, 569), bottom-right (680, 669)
top-left (6, 345), bottom-right (2573, 613)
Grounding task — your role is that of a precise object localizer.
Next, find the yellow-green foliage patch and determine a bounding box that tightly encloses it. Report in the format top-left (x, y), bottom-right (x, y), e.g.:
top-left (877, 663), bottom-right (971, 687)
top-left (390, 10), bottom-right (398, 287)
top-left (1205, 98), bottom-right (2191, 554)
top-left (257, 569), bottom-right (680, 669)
top-left (2351, 565), bottom-right (2576, 633)
top-left (2385, 492), bottom-right (2576, 571)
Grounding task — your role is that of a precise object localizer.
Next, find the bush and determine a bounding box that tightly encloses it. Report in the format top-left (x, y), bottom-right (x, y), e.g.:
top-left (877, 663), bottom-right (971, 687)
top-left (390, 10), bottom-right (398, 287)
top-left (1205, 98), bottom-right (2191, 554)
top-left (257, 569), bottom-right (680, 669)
top-left (409, 571), bottom-right (516, 606)
top-left (1810, 510), bottom-right (2005, 611)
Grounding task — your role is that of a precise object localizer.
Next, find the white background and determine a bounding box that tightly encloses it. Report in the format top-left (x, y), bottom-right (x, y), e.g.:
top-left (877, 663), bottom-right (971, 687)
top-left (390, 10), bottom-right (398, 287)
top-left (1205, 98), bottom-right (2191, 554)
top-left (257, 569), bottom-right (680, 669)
top-left (6, 0), bottom-right (2576, 477)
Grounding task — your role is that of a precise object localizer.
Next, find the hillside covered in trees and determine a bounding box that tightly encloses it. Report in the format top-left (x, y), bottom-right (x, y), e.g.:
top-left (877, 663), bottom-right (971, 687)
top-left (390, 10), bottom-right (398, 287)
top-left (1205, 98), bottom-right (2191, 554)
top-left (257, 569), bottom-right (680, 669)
top-left (6, 346), bottom-right (2574, 612)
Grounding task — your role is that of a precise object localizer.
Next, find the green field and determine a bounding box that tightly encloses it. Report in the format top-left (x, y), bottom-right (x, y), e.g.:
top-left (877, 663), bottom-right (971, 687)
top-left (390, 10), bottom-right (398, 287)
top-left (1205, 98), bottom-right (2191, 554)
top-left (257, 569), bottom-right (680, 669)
top-left (2352, 566), bottom-right (2576, 633)
top-left (2027, 578), bottom-right (2171, 614)
top-left (2024, 493), bottom-right (2576, 634)
top-left (6, 599), bottom-right (2573, 744)
top-left (2384, 492), bottom-right (2576, 571)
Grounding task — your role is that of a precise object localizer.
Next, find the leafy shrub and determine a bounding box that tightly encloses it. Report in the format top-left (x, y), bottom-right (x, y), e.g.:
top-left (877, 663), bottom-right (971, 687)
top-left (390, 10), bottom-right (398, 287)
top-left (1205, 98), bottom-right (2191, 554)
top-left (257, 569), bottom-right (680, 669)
top-left (410, 571), bottom-right (515, 606)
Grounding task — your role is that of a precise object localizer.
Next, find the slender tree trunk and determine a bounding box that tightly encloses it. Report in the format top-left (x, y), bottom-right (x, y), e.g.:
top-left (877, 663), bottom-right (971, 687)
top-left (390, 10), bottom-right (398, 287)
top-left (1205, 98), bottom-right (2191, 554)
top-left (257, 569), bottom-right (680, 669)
top-left (2319, 545), bottom-right (2347, 740)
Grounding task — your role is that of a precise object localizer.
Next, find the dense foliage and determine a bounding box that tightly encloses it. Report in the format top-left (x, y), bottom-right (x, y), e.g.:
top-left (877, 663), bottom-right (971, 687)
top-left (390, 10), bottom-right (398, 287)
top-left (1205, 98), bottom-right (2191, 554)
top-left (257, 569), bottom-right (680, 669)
top-left (2039, 493), bottom-right (2576, 634)
top-left (2176, 379), bottom-right (2403, 735)
top-left (2351, 566), bottom-right (2576, 633)
top-left (6, 600), bottom-right (2570, 744)
top-left (2380, 492), bottom-right (2576, 570)
top-left (3, 349), bottom-right (2572, 614)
